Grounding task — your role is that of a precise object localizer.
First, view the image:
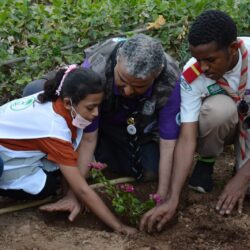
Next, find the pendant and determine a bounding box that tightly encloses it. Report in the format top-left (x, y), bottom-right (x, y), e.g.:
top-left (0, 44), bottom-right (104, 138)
top-left (127, 117), bottom-right (136, 135)
top-left (127, 117), bottom-right (135, 125)
top-left (127, 124), bottom-right (137, 135)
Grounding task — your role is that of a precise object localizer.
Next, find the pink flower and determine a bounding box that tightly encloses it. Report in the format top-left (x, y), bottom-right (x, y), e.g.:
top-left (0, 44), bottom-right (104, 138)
top-left (119, 183), bottom-right (135, 193)
top-left (88, 162), bottom-right (106, 170)
top-left (149, 193), bottom-right (162, 205)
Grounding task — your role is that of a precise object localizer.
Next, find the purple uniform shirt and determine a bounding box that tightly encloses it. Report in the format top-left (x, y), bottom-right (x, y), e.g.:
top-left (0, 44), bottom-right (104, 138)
top-left (158, 81), bottom-right (180, 139)
top-left (82, 59), bottom-right (181, 139)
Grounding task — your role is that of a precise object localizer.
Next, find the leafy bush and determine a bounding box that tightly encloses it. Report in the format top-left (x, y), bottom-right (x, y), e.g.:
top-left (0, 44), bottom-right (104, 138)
top-left (0, 0), bottom-right (249, 103)
top-left (89, 162), bottom-right (158, 225)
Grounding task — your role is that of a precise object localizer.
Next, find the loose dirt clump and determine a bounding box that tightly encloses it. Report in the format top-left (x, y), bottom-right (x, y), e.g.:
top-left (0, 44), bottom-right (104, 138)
top-left (0, 149), bottom-right (249, 250)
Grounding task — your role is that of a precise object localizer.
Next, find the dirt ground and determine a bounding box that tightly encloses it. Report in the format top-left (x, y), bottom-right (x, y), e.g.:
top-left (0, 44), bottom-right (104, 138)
top-left (0, 149), bottom-right (250, 250)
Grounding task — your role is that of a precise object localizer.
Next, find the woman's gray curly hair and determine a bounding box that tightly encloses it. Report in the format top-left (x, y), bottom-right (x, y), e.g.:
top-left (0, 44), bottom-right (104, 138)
top-left (117, 34), bottom-right (165, 79)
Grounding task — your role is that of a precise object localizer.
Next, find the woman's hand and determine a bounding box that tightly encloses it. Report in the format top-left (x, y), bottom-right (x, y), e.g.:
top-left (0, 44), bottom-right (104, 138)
top-left (140, 196), bottom-right (179, 233)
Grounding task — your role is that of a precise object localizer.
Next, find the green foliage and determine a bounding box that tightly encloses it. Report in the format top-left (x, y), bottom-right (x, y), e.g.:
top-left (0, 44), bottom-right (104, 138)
top-left (0, 0), bottom-right (249, 102)
top-left (90, 165), bottom-right (155, 225)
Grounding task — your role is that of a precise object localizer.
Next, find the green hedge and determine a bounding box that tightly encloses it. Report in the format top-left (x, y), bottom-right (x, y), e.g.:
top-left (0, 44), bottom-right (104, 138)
top-left (0, 0), bottom-right (249, 102)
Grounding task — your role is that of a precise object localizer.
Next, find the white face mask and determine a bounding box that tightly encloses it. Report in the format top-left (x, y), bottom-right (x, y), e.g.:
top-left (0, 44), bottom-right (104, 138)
top-left (70, 104), bottom-right (91, 129)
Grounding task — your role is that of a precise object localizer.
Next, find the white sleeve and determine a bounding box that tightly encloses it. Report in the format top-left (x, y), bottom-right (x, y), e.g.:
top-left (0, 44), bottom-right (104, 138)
top-left (180, 76), bottom-right (202, 123)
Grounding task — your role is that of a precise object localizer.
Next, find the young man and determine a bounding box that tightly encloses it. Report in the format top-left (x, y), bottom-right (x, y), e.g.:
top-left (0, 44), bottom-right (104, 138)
top-left (140, 10), bottom-right (250, 232)
top-left (24, 34), bottom-right (181, 220)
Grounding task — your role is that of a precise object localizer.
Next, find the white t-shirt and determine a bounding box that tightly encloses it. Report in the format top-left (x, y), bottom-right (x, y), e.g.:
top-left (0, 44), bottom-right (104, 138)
top-left (180, 36), bottom-right (250, 123)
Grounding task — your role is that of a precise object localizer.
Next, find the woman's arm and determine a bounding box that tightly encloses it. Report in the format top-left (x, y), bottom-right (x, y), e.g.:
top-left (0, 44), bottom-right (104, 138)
top-left (140, 122), bottom-right (197, 232)
top-left (156, 138), bottom-right (176, 199)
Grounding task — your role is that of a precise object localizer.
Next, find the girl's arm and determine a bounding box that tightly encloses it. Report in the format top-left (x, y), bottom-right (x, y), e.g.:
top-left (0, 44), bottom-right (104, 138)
top-left (76, 130), bottom-right (98, 177)
top-left (59, 164), bottom-right (137, 234)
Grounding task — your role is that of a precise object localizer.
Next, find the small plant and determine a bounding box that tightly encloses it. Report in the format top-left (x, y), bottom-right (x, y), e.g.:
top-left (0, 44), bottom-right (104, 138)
top-left (89, 162), bottom-right (161, 225)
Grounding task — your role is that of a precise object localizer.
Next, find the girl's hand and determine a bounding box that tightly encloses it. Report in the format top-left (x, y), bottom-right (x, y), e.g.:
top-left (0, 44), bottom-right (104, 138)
top-left (115, 224), bottom-right (138, 235)
top-left (39, 190), bottom-right (82, 222)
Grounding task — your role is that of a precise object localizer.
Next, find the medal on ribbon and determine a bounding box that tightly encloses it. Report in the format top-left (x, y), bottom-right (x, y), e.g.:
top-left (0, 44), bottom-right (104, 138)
top-left (127, 117), bottom-right (137, 135)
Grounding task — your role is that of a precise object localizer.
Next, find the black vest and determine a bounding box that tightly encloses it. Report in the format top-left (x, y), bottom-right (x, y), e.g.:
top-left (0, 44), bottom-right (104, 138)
top-left (83, 38), bottom-right (180, 144)
top-left (43, 38), bottom-right (181, 144)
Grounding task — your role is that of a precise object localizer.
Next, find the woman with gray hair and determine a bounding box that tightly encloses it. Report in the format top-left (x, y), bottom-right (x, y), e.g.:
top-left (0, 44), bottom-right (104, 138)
top-left (117, 33), bottom-right (165, 79)
top-left (23, 34), bottom-right (181, 223)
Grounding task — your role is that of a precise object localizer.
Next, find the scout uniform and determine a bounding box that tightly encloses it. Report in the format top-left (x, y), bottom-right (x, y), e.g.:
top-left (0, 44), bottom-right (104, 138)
top-left (180, 36), bottom-right (250, 191)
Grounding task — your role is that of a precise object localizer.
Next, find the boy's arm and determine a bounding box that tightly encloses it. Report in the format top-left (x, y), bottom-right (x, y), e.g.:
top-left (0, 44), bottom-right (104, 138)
top-left (216, 159), bottom-right (250, 214)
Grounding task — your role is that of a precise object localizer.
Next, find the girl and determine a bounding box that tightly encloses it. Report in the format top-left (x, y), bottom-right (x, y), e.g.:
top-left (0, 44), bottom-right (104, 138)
top-left (0, 65), bottom-right (136, 234)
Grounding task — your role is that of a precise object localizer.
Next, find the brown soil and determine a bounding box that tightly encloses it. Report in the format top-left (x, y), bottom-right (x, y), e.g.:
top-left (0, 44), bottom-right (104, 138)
top-left (0, 149), bottom-right (250, 250)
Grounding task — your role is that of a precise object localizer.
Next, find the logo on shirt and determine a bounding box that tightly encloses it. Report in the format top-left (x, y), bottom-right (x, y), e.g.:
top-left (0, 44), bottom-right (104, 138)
top-left (180, 76), bottom-right (192, 91)
top-left (245, 89), bottom-right (250, 96)
top-left (142, 100), bottom-right (156, 115)
top-left (175, 112), bottom-right (181, 126)
top-left (207, 83), bottom-right (225, 95)
top-left (10, 96), bottom-right (35, 111)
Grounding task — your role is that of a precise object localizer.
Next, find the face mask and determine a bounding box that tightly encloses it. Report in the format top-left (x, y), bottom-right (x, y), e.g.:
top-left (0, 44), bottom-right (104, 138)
top-left (70, 105), bottom-right (91, 129)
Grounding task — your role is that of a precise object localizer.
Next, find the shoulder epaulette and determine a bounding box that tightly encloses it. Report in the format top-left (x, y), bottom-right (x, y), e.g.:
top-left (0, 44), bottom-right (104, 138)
top-left (182, 62), bottom-right (203, 84)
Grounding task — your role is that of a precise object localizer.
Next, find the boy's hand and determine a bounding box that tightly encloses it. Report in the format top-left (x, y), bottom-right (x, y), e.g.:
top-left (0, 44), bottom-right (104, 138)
top-left (216, 173), bottom-right (249, 215)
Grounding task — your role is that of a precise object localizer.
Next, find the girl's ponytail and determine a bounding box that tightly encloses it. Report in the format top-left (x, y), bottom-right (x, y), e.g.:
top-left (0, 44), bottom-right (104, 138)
top-left (37, 68), bottom-right (66, 103)
top-left (38, 66), bottom-right (103, 105)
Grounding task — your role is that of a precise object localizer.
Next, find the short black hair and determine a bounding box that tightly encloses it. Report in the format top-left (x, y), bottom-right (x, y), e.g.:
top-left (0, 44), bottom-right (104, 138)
top-left (188, 10), bottom-right (237, 49)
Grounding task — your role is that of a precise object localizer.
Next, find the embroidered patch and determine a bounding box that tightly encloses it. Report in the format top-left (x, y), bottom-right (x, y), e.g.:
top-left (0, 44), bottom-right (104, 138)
top-left (175, 112), bottom-right (181, 126)
top-left (244, 89), bottom-right (250, 105)
top-left (10, 96), bottom-right (35, 111)
top-left (142, 100), bottom-right (156, 115)
top-left (180, 76), bottom-right (192, 91)
top-left (245, 89), bottom-right (250, 95)
top-left (182, 62), bottom-right (202, 83)
top-left (207, 83), bottom-right (225, 95)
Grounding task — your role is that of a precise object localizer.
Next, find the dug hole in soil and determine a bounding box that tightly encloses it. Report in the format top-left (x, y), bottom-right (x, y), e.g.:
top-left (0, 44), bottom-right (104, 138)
top-left (0, 148), bottom-right (249, 250)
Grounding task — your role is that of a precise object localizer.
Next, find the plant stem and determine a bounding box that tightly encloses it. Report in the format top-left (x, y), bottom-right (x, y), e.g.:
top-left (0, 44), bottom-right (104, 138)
top-left (0, 177), bottom-right (135, 215)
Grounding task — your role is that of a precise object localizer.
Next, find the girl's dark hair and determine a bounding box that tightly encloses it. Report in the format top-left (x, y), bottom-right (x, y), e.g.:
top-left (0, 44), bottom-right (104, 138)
top-left (38, 67), bottom-right (104, 105)
top-left (188, 10), bottom-right (237, 50)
